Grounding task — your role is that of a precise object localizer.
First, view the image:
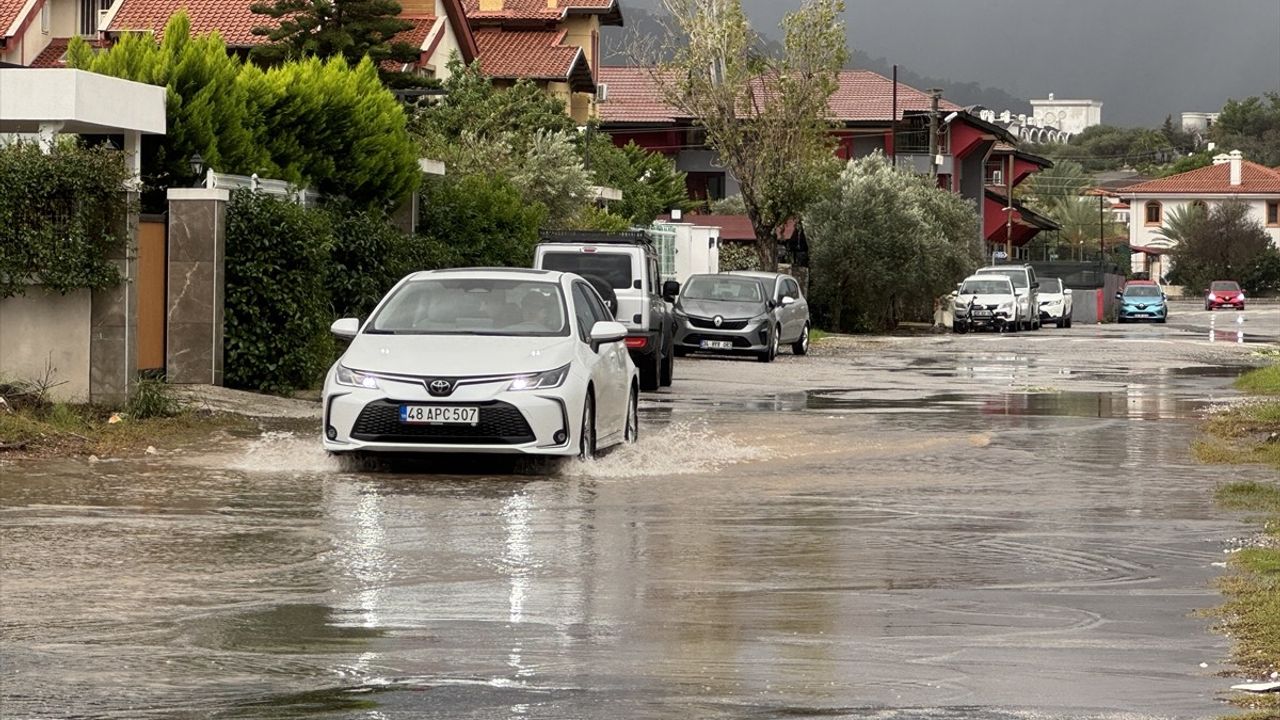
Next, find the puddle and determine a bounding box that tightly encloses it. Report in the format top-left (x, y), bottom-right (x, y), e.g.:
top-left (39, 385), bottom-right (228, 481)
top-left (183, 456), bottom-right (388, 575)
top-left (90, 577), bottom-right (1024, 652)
top-left (807, 388), bottom-right (1209, 421)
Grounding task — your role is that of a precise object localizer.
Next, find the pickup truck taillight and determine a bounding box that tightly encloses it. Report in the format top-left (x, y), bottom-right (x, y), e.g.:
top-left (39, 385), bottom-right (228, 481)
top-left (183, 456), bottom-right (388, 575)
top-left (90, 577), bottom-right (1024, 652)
top-left (624, 337), bottom-right (648, 350)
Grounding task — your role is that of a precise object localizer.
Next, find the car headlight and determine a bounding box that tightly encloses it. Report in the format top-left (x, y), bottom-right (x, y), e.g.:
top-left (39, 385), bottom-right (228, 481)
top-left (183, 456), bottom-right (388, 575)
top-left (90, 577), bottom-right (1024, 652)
top-left (999, 302), bottom-right (1014, 311)
top-left (335, 364), bottom-right (379, 389)
top-left (508, 364), bottom-right (571, 391)
top-left (1207, 293), bottom-right (1216, 300)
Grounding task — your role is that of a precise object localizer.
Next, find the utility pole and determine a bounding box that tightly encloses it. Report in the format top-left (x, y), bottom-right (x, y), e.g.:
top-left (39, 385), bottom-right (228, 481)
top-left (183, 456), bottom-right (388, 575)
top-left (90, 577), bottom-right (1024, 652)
top-left (928, 88), bottom-right (942, 178)
top-left (890, 65), bottom-right (898, 167)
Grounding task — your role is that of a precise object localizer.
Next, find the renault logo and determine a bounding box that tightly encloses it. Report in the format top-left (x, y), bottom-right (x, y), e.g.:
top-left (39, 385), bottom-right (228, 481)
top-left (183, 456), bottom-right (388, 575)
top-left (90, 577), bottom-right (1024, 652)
top-left (428, 379), bottom-right (454, 397)
top-left (713, 315), bottom-right (723, 328)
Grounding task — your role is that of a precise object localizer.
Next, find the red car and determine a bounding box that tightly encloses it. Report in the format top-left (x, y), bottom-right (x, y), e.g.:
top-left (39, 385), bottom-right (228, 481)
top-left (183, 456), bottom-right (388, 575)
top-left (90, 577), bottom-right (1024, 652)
top-left (1205, 281), bottom-right (1245, 311)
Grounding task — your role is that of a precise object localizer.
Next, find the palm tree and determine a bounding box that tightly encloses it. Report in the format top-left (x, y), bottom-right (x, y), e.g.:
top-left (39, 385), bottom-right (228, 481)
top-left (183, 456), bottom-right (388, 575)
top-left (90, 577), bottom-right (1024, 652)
top-left (1154, 203), bottom-right (1207, 245)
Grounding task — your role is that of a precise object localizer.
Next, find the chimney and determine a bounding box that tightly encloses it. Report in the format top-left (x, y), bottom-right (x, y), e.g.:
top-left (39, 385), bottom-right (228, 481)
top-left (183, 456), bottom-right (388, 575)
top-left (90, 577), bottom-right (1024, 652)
top-left (547, 0), bottom-right (557, 7)
top-left (1212, 153), bottom-right (1230, 165)
top-left (1229, 149), bottom-right (1243, 186)
top-left (479, 0), bottom-right (503, 10)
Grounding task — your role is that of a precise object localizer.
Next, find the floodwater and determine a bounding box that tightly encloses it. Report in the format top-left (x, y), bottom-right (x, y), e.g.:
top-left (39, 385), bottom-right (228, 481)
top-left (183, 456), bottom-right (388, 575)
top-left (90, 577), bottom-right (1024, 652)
top-left (1, 345), bottom-right (1274, 719)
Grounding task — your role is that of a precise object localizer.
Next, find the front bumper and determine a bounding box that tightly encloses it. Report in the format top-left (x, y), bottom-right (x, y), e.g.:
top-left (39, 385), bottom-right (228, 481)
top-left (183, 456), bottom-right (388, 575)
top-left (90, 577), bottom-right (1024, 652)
top-left (955, 306), bottom-right (1015, 328)
top-left (1119, 305), bottom-right (1167, 321)
top-left (1039, 300), bottom-right (1068, 320)
top-left (1206, 298), bottom-right (1245, 309)
top-left (322, 372), bottom-right (581, 456)
top-left (674, 315), bottom-right (771, 353)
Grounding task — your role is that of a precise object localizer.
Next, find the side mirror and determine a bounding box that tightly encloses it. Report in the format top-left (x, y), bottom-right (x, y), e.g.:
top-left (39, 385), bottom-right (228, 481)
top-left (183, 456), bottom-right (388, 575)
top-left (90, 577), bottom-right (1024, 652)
top-left (331, 318), bottom-right (360, 339)
top-left (590, 320), bottom-right (628, 346)
top-left (662, 280), bottom-right (681, 299)
top-left (1064, 289), bottom-right (1073, 296)
top-left (781, 296), bottom-right (797, 306)
top-left (1115, 292), bottom-right (1124, 300)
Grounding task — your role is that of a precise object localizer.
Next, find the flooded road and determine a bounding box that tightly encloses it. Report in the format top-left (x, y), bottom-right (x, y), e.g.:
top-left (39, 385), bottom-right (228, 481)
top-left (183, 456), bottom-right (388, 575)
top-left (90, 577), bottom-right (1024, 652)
top-left (2, 323), bottom-right (1276, 719)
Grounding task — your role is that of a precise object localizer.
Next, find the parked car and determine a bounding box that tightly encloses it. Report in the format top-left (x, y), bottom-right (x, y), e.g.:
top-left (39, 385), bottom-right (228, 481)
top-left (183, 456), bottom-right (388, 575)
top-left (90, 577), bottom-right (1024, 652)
top-left (1116, 281), bottom-right (1168, 323)
top-left (322, 269), bottom-right (639, 459)
top-left (1205, 280), bottom-right (1246, 311)
top-left (534, 234), bottom-right (677, 392)
top-left (974, 264), bottom-right (1041, 330)
top-left (1038, 277), bottom-right (1074, 328)
top-left (953, 274), bottom-right (1020, 333)
top-left (672, 274), bottom-right (797, 362)
top-left (728, 271), bottom-right (812, 355)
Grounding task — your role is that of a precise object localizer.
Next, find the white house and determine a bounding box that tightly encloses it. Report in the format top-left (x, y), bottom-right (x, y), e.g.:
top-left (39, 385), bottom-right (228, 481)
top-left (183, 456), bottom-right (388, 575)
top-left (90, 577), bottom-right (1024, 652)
top-left (1030, 94), bottom-right (1103, 136)
top-left (1122, 150), bottom-right (1280, 280)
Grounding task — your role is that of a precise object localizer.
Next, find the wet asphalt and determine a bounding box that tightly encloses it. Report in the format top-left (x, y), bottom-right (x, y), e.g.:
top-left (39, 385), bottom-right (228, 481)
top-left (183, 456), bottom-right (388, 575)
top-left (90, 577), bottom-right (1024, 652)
top-left (1, 301), bottom-right (1277, 719)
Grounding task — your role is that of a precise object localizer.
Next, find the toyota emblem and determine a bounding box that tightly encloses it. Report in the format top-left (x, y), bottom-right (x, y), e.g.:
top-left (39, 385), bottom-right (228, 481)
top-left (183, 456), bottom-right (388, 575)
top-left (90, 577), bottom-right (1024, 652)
top-left (713, 315), bottom-right (723, 328)
top-left (428, 379), bottom-right (454, 397)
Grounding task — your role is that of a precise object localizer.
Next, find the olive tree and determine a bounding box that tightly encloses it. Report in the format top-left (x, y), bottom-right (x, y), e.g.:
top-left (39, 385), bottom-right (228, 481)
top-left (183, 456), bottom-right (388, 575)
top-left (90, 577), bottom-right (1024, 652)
top-left (654, 0), bottom-right (847, 268)
top-left (806, 153), bottom-right (981, 331)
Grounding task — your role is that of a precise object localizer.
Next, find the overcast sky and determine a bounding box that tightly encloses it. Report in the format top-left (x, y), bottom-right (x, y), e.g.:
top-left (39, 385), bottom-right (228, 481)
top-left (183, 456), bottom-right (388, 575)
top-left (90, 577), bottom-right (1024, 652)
top-left (636, 0), bottom-right (1280, 126)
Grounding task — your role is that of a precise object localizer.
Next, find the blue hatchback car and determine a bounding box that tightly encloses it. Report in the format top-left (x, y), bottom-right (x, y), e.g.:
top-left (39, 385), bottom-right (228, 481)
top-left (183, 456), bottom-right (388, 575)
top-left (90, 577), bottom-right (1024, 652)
top-left (1116, 283), bottom-right (1168, 323)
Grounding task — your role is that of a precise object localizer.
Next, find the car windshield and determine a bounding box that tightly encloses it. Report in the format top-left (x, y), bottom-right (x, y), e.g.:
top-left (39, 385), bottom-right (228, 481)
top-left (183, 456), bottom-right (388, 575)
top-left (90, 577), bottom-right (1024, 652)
top-left (977, 268), bottom-right (1028, 288)
top-left (368, 278), bottom-right (569, 336)
top-left (1040, 278), bottom-right (1062, 293)
top-left (540, 251), bottom-right (634, 289)
top-left (1124, 285), bottom-right (1162, 298)
top-left (1211, 281), bottom-right (1241, 291)
top-left (960, 279), bottom-right (1012, 295)
top-left (683, 276), bottom-right (765, 302)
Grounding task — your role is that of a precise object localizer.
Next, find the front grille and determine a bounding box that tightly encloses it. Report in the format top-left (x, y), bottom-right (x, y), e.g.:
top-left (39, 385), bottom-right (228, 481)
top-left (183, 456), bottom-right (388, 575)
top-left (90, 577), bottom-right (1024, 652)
top-left (351, 400), bottom-right (535, 445)
top-left (687, 316), bottom-right (749, 330)
top-left (683, 333), bottom-right (754, 348)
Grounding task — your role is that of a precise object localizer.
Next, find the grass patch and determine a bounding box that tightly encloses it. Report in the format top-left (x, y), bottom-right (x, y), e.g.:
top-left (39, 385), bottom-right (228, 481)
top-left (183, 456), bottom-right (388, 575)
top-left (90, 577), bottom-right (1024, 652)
top-left (1236, 364), bottom-right (1280, 395)
top-left (809, 328), bottom-right (830, 344)
top-left (0, 394), bottom-right (251, 458)
top-left (1205, 365), bottom-right (1280, 715)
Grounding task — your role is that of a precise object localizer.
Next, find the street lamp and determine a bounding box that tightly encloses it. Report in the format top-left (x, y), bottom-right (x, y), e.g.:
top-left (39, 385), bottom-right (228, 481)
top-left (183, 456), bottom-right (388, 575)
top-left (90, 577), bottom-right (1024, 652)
top-left (189, 153), bottom-right (205, 186)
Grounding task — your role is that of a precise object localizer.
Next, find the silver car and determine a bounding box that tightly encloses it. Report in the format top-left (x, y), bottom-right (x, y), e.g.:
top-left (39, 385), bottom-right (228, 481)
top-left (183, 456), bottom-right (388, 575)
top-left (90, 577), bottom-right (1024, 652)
top-left (673, 272), bottom-right (811, 362)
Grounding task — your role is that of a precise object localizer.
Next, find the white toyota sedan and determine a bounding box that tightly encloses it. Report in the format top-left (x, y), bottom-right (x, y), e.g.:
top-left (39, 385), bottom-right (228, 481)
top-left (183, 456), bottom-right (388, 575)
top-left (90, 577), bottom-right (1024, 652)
top-left (322, 269), bottom-right (639, 458)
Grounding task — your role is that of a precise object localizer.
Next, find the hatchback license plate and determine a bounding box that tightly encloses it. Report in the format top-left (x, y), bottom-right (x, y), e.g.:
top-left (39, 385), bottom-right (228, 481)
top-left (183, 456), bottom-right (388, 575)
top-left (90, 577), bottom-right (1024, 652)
top-left (400, 405), bottom-right (478, 425)
top-left (700, 340), bottom-right (734, 350)
top-left (972, 309), bottom-right (992, 317)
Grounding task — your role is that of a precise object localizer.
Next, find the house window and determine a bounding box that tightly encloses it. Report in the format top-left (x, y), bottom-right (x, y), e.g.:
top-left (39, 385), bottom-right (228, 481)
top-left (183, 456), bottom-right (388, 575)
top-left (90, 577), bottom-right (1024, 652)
top-left (41, 3), bottom-right (50, 33)
top-left (1144, 201), bottom-right (1162, 226)
top-left (1266, 200), bottom-right (1279, 227)
top-left (79, 0), bottom-right (112, 36)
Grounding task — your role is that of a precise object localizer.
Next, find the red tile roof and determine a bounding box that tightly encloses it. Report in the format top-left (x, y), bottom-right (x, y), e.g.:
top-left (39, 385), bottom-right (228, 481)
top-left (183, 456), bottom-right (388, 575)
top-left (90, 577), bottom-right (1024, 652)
top-left (26, 37), bottom-right (107, 67)
top-left (1123, 160), bottom-right (1280, 195)
top-left (106, 0), bottom-right (266, 46)
top-left (1, 0), bottom-right (32, 38)
top-left (462, 0), bottom-right (618, 24)
top-left (598, 66), bottom-right (961, 125)
top-left (474, 27), bottom-right (584, 81)
top-left (104, 0), bottom-right (477, 62)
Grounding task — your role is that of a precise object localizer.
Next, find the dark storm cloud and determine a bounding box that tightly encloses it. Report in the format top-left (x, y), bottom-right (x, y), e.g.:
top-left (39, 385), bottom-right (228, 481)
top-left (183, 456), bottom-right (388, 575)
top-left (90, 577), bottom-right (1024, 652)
top-left (629, 0), bottom-right (1280, 126)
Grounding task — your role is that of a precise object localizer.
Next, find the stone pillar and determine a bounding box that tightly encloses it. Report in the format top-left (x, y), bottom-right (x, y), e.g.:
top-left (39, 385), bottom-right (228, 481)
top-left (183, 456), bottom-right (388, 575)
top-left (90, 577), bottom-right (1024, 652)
top-left (166, 188), bottom-right (229, 385)
top-left (89, 194), bottom-right (139, 405)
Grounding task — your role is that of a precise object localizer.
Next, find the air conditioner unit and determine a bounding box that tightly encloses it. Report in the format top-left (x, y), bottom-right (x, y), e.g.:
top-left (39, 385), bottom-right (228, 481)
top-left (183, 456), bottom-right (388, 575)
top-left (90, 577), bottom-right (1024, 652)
top-left (595, 83), bottom-right (608, 103)
top-left (989, 170), bottom-right (1003, 186)
top-left (97, 8), bottom-right (111, 32)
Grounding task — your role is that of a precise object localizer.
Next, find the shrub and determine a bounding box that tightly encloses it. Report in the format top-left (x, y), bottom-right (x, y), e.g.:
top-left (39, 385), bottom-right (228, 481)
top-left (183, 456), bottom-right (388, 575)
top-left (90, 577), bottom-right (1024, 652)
top-left (224, 191), bottom-right (335, 394)
top-left (718, 242), bottom-right (761, 272)
top-left (417, 174), bottom-right (545, 267)
top-left (124, 378), bottom-right (181, 419)
top-left (327, 205), bottom-right (415, 320)
top-left (0, 141), bottom-right (132, 297)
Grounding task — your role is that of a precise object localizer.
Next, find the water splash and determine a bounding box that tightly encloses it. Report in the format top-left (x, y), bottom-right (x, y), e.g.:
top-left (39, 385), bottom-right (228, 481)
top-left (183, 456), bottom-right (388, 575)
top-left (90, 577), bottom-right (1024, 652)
top-left (561, 420), bottom-right (772, 479)
top-left (226, 430), bottom-right (342, 474)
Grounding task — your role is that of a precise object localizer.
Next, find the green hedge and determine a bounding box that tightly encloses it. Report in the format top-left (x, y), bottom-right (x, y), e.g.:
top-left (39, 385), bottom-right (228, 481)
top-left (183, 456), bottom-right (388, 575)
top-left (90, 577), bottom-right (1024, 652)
top-left (0, 142), bottom-right (133, 298)
top-left (224, 190), bottom-right (336, 394)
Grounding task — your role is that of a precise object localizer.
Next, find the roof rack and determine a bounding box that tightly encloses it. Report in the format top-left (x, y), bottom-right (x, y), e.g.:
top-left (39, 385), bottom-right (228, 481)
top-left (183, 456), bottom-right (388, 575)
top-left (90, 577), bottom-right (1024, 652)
top-left (539, 230), bottom-right (653, 246)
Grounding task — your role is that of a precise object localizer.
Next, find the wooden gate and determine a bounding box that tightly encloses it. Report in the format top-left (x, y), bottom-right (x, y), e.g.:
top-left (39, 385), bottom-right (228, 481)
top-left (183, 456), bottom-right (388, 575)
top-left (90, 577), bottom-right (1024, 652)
top-left (136, 216), bottom-right (167, 372)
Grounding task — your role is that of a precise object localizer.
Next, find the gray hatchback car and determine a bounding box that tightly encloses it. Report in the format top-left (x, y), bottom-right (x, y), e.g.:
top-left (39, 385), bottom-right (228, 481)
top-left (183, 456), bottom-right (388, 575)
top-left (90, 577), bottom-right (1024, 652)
top-left (673, 272), bottom-right (811, 362)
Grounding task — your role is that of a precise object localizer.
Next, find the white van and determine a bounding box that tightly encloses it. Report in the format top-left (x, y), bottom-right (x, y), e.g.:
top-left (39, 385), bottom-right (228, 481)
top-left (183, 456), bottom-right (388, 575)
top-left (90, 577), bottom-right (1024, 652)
top-left (974, 264), bottom-right (1041, 330)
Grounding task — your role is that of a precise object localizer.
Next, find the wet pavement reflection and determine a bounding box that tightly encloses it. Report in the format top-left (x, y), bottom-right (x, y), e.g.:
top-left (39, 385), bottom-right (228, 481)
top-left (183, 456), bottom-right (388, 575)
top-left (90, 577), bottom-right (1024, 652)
top-left (1, 354), bottom-right (1273, 719)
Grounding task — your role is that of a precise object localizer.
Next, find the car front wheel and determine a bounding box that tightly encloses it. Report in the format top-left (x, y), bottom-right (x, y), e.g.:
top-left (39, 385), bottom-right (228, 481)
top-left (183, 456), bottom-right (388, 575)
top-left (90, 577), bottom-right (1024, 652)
top-left (579, 393), bottom-right (597, 459)
top-left (757, 326), bottom-right (779, 362)
top-left (624, 388), bottom-right (639, 444)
